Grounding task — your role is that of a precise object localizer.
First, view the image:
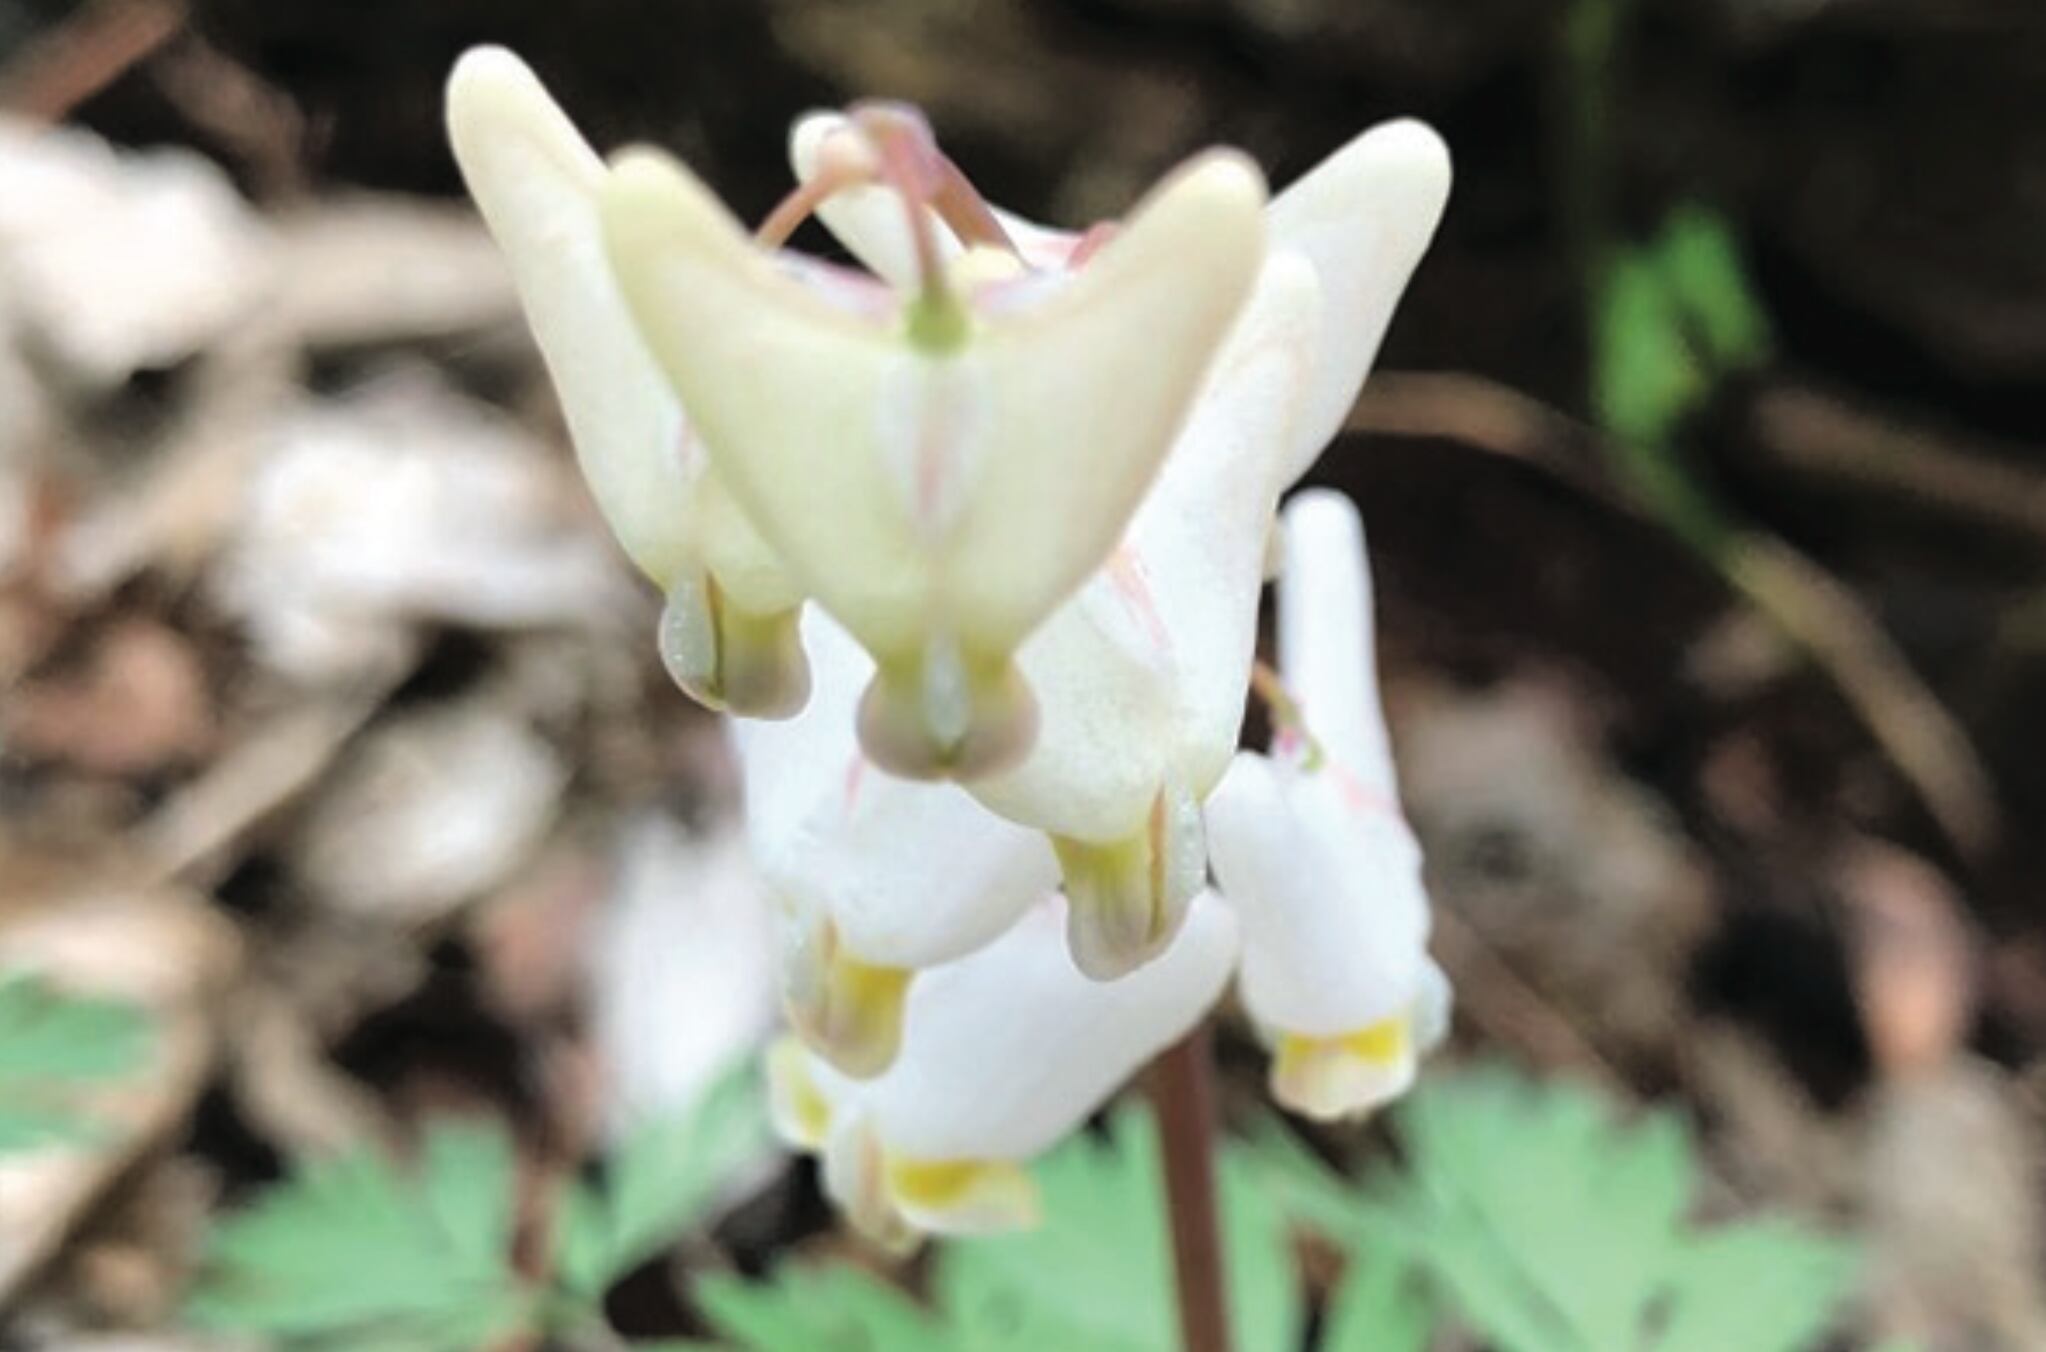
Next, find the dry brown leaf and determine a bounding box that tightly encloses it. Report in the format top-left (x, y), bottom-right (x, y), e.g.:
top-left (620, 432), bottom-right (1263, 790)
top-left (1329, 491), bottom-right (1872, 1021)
top-left (3, 618), bottom-right (215, 776)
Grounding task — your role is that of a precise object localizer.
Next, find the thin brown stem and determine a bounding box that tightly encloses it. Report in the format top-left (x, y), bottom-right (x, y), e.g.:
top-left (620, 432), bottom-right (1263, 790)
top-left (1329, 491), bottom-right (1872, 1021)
top-left (1147, 1023), bottom-right (1232, 1352)
top-left (1249, 660), bottom-right (1323, 769)
top-left (755, 173), bottom-right (844, 249)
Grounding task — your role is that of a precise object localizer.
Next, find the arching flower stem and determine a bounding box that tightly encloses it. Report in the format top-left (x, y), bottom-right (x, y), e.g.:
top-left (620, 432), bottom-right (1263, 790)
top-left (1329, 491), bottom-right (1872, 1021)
top-left (756, 102), bottom-right (1025, 352)
top-left (1249, 658), bottom-right (1325, 771)
top-left (1147, 1022), bottom-right (1233, 1352)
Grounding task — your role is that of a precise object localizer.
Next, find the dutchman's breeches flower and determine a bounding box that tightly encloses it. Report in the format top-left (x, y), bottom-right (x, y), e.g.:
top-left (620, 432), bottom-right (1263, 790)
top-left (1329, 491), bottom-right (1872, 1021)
top-left (966, 256), bottom-right (1320, 979)
top-left (449, 41), bottom-right (1457, 1246)
top-left (1207, 491), bottom-right (1450, 1121)
top-left (447, 49), bottom-right (809, 718)
top-left (735, 610), bottom-right (1057, 1077)
top-left (601, 110), bottom-right (1267, 783)
top-left (767, 893), bottom-right (1238, 1249)
top-left (790, 113), bottom-right (1452, 979)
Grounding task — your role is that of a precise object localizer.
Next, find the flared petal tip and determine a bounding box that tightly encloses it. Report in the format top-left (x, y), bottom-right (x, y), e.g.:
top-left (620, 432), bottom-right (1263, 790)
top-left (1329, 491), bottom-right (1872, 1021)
top-left (887, 1156), bottom-right (1042, 1237)
top-left (787, 110), bottom-right (846, 177)
top-left (1269, 1019), bottom-right (1419, 1122)
top-left (856, 651), bottom-right (1039, 782)
top-left (658, 579), bottom-right (812, 720)
top-left (599, 145), bottom-right (749, 265)
top-left (1054, 786), bottom-right (1206, 981)
top-left (781, 930), bottom-right (912, 1080)
top-left (446, 44), bottom-right (530, 107)
top-left (1366, 118), bottom-right (1453, 200)
top-left (1160, 147), bottom-right (1271, 227)
top-left (445, 47), bottom-right (548, 161)
top-left (765, 1037), bottom-right (835, 1149)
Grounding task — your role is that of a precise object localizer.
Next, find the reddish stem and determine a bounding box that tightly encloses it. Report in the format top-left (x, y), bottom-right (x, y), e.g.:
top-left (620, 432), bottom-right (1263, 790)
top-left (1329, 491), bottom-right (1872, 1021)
top-left (1147, 1023), bottom-right (1233, 1352)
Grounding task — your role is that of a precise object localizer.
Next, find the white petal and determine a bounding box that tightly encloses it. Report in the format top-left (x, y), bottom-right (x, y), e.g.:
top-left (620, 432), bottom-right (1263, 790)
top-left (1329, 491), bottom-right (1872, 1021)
top-left (1278, 488), bottom-right (1396, 788)
top-left (970, 579), bottom-right (1174, 840)
top-left (1268, 119), bottom-right (1451, 483)
top-left (861, 894), bottom-right (1237, 1161)
top-left (970, 254), bottom-right (1321, 841)
top-left (1206, 752), bottom-right (1428, 1036)
top-left (600, 146), bottom-right (1265, 674)
top-left (445, 47), bottom-right (695, 586)
top-left (448, 48), bottom-right (806, 718)
top-left (1128, 254), bottom-right (1321, 794)
top-left (788, 110), bottom-right (938, 288)
top-left (734, 610), bottom-right (1058, 969)
top-left (590, 815), bottom-right (779, 1130)
top-left (949, 152), bottom-right (1266, 650)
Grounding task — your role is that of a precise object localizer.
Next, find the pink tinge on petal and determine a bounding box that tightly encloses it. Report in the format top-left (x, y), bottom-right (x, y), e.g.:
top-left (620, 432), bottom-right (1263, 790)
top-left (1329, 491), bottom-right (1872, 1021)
top-left (1067, 222), bottom-right (1120, 268)
top-left (773, 252), bottom-right (901, 321)
top-left (1107, 546), bottom-right (1172, 661)
top-left (1325, 759), bottom-right (1423, 863)
top-left (1329, 761), bottom-right (1400, 821)
top-left (842, 752), bottom-right (869, 816)
top-left (672, 424), bottom-right (705, 476)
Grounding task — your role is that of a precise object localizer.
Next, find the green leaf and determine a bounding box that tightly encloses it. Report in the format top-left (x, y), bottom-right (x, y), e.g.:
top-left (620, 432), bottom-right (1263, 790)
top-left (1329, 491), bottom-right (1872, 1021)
top-left (1319, 1242), bottom-right (1431, 1352)
top-left (1656, 206), bottom-right (1770, 370)
top-left (936, 1107), bottom-right (1301, 1352)
top-left (555, 1061), bottom-right (771, 1298)
top-left (0, 971), bottom-right (152, 1152)
top-left (186, 1118), bottom-right (534, 1351)
top-left (1236, 1115), bottom-right (1368, 1244)
top-left (1650, 1220), bottom-right (1858, 1352)
top-left (1260, 1066), bottom-right (1856, 1352)
top-left (1595, 251), bottom-right (1703, 451)
top-left (697, 1265), bottom-right (954, 1352)
top-left (696, 1106), bottom-right (1305, 1352)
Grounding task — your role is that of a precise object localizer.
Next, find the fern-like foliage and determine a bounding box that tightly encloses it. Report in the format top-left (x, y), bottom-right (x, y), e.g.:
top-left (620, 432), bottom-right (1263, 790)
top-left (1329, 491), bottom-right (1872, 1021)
top-left (1252, 1065), bottom-right (1858, 1352)
top-left (185, 1064), bottom-right (766, 1351)
top-left (697, 1106), bottom-right (1302, 1352)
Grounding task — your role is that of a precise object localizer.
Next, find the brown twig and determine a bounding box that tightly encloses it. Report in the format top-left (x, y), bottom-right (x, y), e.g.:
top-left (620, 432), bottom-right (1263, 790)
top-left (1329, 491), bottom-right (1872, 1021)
top-left (149, 32), bottom-right (310, 199)
top-left (1749, 383), bottom-right (2046, 544)
top-left (1147, 1023), bottom-right (1232, 1352)
top-left (0, 0), bottom-right (184, 121)
top-left (1347, 371), bottom-right (1999, 857)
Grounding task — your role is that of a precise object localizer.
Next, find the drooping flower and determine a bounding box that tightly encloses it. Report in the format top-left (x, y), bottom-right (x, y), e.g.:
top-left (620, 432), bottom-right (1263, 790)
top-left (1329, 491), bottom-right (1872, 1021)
top-left (767, 893), bottom-right (1237, 1248)
top-left (791, 111), bottom-right (1451, 494)
top-left (968, 256), bottom-right (1320, 979)
top-left (446, 48), bottom-right (809, 717)
top-left (734, 609), bottom-right (1058, 1077)
top-left (788, 114), bottom-right (1452, 979)
top-left (600, 109), bottom-right (1268, 781)
top-left (1205, 490), bottom-right (1449, 1121)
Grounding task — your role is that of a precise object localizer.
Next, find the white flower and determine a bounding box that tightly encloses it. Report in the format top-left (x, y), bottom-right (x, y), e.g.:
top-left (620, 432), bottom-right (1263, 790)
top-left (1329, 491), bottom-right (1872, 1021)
top-left (734, 609), bottom-right (1058, 1077)
top-left (789, 113), bottom-right (1452, 979)
top-left (767, 893), bottom-right (1237, 1247)
top-left (792, 112), bottom-right (1452, 493)
top-left (1205, 490), bottom-right (1449, 1121)
top-left (588, 814), bottom-right (780, 1134)
top-left (600, 108), bottom-right (1268, 780)
top-left (968, 256), bottom-right (1319, 979)
top-left (446, 47), bottom-right (809, 717)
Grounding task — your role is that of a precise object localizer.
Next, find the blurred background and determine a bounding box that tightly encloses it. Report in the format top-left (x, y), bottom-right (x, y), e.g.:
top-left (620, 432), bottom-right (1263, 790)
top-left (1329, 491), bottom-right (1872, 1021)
top-left (1, 0), bottom-right (2042, 1348)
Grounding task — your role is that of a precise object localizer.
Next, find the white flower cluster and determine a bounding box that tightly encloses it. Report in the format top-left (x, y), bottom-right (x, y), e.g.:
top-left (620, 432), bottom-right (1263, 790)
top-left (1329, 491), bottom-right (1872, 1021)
top-left (448, 46), bottom-right (1451, 1246)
